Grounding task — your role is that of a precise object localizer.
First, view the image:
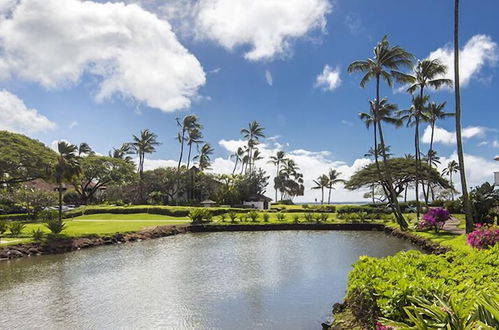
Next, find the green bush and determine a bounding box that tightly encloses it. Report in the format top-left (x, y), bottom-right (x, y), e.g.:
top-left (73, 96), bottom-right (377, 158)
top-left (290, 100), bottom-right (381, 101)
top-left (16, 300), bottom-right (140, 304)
top-left (292, 214), bottom-right (300, 223)
top-left (248, 210), bottom-right (259, 222)
top-left (276, 212), bottom-right (286, 221)
top-left (337, 205), bottom-right (389, 215)
top-left (444, 199), bottom-right (463, 214)
top-left (188, 209), bottom-right (212, 224)
top-left (304, 213), bottom-right (314, 222)
top-left (228, 211), bottom-right (237, 223)
top-left (0, 213), bottom-right (31, 221)
top-left (320, 213), bottom-right (329, 222)
top-left (32, 228), bottom-right (44, 241)
top-left (345, 246), bottom-right (499, 326)
top-left (313, 213), bottom-right (322, 223)
top-left (9, 221), bottom-right (26, 237)
top-left (262, 213), bottom-right (270, 222)
top-left (219, 213), bottom-right (227, 222)
top-left (0, 220), bottom-right (7, 235)
top-left (45, 218), bottom-right (66, 234)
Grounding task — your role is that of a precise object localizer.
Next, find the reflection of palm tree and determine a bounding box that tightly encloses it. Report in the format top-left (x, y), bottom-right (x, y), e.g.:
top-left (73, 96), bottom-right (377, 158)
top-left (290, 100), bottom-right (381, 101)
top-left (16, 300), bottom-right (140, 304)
top-left (453, 0), bottom-right (473, 232)
top-left (194, 143), bottom-right (214, 171)
top-left (312, 175), bottom-right (329, 205)
top-left (230, 147), bottom-right (245, 175)
top-left (241, 121), bottom-right (265, 173)
top-left (53, 141), bottom-right (81, 221)
top-left (442, 160), bottom-right (459, 201)
top-left (326, 169), bottom-right (345, 204)
top-left (269, 151), bottom-right (289, 202)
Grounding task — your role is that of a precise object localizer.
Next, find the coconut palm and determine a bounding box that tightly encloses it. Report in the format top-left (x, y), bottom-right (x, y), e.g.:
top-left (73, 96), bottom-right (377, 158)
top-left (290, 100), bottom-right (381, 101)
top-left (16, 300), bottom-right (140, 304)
top-left (241, 121), bottom-right (265, 173)
top-left (194, 143), bottom-right (214, 171)
top-left (424, 101), bottom-right (454, 160)
top-left (230, 147), bottom-right (245, 175)
top-left (442, 160), bottom-right (460, 201)
top-left (348, 36), bottom-right (413, 229)
top-left (186, 128), bottom-right (203, 169)
top-left (399, 95), bottom-right (431, 215)
top-left (403, 153), bottom-right (415, 202)
top-left (131, 129), bottom-right (160, 182)
top-left (454, 0), bottom-right (473, 232)
top-left (52, 141), bottom-right (81, 221)
top-left (277, 159), bottom-right (304, 201)
top-left (326, 169), bottom-right (346, 204)
top-left (176, 115), bottom-right (202, 171)
top-left (312, 174), bottom-right (329, 205)
top-left (78, 142), bottom-right (94, 156)
top-left (423, 150), bottom-right (441, 201)
top-left (110, 143), bottom-right (133, 163)
top-left (268, 151), bottom-right (289, 202)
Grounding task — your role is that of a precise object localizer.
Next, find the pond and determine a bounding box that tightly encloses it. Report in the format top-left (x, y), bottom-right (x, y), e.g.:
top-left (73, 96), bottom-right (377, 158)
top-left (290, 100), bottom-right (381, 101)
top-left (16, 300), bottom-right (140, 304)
top-left (0, 231), bottom-right (418, 329)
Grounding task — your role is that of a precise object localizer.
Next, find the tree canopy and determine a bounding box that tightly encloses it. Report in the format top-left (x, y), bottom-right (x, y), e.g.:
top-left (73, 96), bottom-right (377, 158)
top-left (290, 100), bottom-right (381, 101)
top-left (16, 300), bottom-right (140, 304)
top-left (0, 130), bottom-right (57, 185)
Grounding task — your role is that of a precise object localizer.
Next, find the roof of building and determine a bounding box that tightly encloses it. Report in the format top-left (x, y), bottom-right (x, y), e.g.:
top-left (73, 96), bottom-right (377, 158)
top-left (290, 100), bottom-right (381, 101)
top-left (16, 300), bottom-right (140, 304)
top-left (244, 194), bottom-right (272, 202)
top-left (201, 199), bottom-right (216, 204)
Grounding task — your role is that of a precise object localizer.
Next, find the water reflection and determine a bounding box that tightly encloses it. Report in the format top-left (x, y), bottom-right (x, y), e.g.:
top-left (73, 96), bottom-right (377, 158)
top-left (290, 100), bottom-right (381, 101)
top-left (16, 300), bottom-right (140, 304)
top-left (0, 231), bottom-right (418, 329)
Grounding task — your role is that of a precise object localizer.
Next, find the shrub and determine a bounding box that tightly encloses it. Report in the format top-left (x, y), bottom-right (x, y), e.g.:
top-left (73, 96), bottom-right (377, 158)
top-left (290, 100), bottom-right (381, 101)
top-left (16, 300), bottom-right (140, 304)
top-left (0, 213), bottom-right (31, 221)
top-left (444, 199), bottom-right (463, 214)
top-left (416, 207), bottom-right (450, 232)
top-left (292, 214), bottom-right (300, 223)
top-left (467, 225), bottom-right (499, 249)
top-left (188, 209), bottom-right (213, 224)
top-left (219, 213), bottom-right (227, 222)
top-left (320, 213), bottom-right (329, 222)
top-left (276, 212), bottom-right (286, 221)
top-left (240, 214), bottom-right (248, 222)
top-left (337, 205), bottom-right (390, 215)
top-left (248, 210), bottom-right (259, 222)
top-left (9, 221), bottom-right (26, 237)
top-left (0, 220), bottom-right (7, 235)
top-left (302, 204), bottom-right (309, 209)
top-left (45, 218), bottom-right (66, 234)
top-left (313, 213), bottom-right (322, 223)
top-left (32, 227), bottom-right (44, 241)
top-left (228, 212), bottom-right (237, 223)
top-left (304, 213), bottom-right (314, 222)
top-left (262, 213), bottom-right (270, 222)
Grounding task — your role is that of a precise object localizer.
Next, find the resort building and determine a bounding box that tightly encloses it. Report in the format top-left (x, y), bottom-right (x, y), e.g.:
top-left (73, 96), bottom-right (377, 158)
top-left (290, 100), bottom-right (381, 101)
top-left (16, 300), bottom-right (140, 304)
top-left (495, 156), bottom-right (499, 186)
top-left (243, 194), bottom-right (272, 210)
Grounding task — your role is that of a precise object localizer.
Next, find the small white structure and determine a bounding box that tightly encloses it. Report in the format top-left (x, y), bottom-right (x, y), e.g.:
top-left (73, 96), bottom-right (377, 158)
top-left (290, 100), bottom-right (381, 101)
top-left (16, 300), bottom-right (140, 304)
top-left (494, 156), bottom-right (499, 186)
top-left (201, 200), bottom-right (216, 207)
top-left (243, 194), bottom-right (272, 210)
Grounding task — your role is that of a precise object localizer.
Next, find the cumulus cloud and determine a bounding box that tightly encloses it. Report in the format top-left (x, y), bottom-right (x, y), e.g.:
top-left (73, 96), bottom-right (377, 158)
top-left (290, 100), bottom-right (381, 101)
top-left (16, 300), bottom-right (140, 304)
top-left (0, 90), bottom-right (55, 134)
top-left (314, 65), bottom-right (341, 91)
top-left (0, 0), bottom-right (206, 112)
top-left (428, 34), bottom-right (498, 87)
top-left (438, 152), bottom-right (499, 189)
top-left (163, 0), bottom-right (332, 61)
top-left (421, 125), bottom-right (487, 145)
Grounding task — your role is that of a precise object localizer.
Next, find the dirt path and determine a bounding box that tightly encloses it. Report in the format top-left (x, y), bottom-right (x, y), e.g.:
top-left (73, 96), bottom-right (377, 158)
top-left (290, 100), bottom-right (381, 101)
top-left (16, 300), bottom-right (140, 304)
top-left (443, 217), bottom-right (465, 235)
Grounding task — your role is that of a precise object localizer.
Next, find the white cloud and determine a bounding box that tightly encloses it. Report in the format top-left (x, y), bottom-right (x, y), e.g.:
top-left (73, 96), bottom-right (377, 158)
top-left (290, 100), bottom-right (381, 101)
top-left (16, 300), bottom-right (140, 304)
top-left (314, 65), bottom-right (341, 91)
top-left (428, 34), bottom-right (498, 87)
top-left (69, 121), bottom-right (79, 129)
top-left (193, 0), bottom-right (332, 61)
top-left (493, 141), bottom-right (499, 148)
top-left (265, 70), bottom-right (273, 86)
top-left (438, 152), bottom-right (499, 189)
top-left (0, 90), bottom-right (55, 134)
top-left (0, 0), bottom-right (206, 112)
top-left (344, 14), bottom-right (362, 34)
top-left (341, 120), bottom-right (353, 126)
top-left (421, 125), bottom-right (487, 145)
top-left (50, 139), bottom-right (72, 152)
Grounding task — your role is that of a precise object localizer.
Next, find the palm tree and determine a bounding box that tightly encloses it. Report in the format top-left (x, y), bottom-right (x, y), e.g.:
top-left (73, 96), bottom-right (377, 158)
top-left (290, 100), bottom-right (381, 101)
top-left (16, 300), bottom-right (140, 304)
top-left (194, 143), bottom-right (214, 171)
top-left (131, 129), bottom-right (160, 180)
top-left (78, 142), bottom-right (94, 156)
top-left (399, 95), bottom-right (431, 215)
top-left (186, 128), bottom-right (203, 169)
top-left (348, 36), bottom-right (413, 229)
top-left (110, 143), bottom-right (133, 163)
top-left (176, 115), bottom-right (201, 171)
top-left (454, 0), bottom-right (473, 232)
top-left (442, 160), bottom-right (460, 201)
top-left (269, 151), bottom-right (289, 202)
top-left (424, 101), bottom-right (454, 160)
top-left (423, 150), bottom-right (441, 201)
top-left (53, 141), bottom-right (81, 221)
top-left (312, 174), bottom-right (329, 205)
top-left (230, 147), bottom-right (245, 175)
top-left (326, 169), bottom-right (345, 204)
top-left (403, 153), bottom-right (415, 202)
top-left (241, 121), bottom-right (265, 173)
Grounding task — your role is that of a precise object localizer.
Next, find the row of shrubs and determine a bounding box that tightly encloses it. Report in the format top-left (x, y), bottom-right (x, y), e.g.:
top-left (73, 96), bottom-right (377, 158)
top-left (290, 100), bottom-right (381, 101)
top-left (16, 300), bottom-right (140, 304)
top-left (0, 213), bottom-right (31, 221)
top-left (0, 210), bottom-right (66, 241)
top-left (345, 245), bottom-right (499, 328)
top-left (64, 206), bottom-right (251, 218)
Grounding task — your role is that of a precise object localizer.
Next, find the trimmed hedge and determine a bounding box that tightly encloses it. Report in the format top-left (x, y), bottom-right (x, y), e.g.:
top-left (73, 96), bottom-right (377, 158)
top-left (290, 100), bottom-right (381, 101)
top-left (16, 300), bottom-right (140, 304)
top-left (63, 206), bottom-right (252, 218)
top-left (337, 205), bottom-right (390, 215)
top-left (0, 213), bottom-right (31, 221)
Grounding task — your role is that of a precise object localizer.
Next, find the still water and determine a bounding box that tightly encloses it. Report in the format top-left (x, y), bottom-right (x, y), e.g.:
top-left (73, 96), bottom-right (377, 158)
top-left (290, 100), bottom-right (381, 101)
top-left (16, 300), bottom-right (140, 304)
top-left (0, 231), bottom-right (417, 330)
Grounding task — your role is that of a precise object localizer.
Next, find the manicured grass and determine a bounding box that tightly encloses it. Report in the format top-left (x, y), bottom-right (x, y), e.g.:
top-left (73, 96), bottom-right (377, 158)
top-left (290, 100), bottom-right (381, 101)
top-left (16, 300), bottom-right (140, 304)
top-left (76, 213), bottom-right (190, 221)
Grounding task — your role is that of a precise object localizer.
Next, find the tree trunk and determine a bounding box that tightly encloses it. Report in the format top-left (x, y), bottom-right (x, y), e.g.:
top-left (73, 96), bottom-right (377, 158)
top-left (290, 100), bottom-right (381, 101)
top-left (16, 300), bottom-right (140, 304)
top-left (454, 0), bottom-right (474, 233)
top-left (232, 158), bottom-right (238, 175)
top-left (177, 128), bottom-right (185, 171)
top-left (58, 184), bottom-right (63, 222)
top-left (328, 187), bottom-right (332, 204)
top-left (450, 172), bottom-right (454, 201)
top-left (321, 187), bottom-right (324, 205)
top-left (187, 143), bottom-right (193, 169)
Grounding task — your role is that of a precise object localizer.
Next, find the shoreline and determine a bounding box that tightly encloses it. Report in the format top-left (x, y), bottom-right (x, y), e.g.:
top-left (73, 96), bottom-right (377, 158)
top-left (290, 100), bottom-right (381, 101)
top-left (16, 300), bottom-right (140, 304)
top-left (0, 222), bottom-right (448, 260)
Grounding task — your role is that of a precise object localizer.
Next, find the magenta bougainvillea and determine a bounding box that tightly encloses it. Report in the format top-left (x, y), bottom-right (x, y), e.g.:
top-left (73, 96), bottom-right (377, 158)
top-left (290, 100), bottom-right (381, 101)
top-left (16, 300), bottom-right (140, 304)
top-left (375, 322), bottom-right (394, 330)
top-left (467, 225), bottom-right (499, 249)
top-left (416, 207), bottom-right (451, 232)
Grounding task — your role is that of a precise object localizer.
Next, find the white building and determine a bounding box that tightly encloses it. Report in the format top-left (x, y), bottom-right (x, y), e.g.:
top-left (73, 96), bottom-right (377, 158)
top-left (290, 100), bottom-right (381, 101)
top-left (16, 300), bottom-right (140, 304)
top-left (243, 194), bottom-right (272, 210)
top-left (495, 156), bottom-right (499, 186)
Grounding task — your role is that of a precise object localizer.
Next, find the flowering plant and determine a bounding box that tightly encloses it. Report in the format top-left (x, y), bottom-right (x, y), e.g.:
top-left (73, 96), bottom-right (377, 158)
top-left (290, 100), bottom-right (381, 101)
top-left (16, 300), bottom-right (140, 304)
top-left (416, 207), bottom-right (450, 232)
top-left (375, 321), bottom-right (394, 330)
top-left (467, 224), bottom-right (499, 249)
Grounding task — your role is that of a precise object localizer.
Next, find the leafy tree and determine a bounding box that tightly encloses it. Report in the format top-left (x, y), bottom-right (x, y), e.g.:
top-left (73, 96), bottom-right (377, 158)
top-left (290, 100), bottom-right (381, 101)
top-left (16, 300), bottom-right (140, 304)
top-left (0, 131), bottom-right (57, 185)
top-left (348, 35), bottom-right (414, 229)
top-left (454, 0), bottom-right (474, 233)
top-left (12, 186), bottom-right (57, 219)
top-left (442, 160), bottom-right (460, 201)
top-left (73, 155), bottom-right (136, 204)
top-left (468, 182), bottom-right (499, 224)
top-left (51, 141), bottom-right (81, 221)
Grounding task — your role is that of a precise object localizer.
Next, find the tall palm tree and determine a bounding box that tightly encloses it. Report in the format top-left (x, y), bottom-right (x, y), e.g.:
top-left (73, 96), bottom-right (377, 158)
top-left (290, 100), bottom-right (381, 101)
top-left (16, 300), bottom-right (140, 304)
top-left (53, 141), bottom-right (81, 221)
top-left (349, 36), bottom-right (413, 229)
top-left (131, 129), bottom-right (160, 180)
top-left (312, 174), bottom-right (329, 205)
top-left (403, 153), bottom-right (415, 202)
top-left (78, 142), bottom-right (94, 156)
top-left (399, 95), bottom-right (431, 215)
top-left (442, 160), bottom-right (460, 201)
top-left (110, 143), bottom-right (133, 163)
top-left (268, 151), bottom-right (289, 202)
top-left (194, 143), bottom-right (214, 171)
top-left (186, 128), bottom-right (203, 169)
top-left (176, 115), bottom-right (201, 171)
top-left (454, 0), bottom-right (473, 232)
top-left (230, 147), bottom-right (245, 175)
top-left (423, 150), bottom-right (441, 201)
top-left (326, 169), bottom-right (345, 204)
top-left (424, 101), bottom-right (454, 160)
top-left (241, 121), bottom-right (265, 173)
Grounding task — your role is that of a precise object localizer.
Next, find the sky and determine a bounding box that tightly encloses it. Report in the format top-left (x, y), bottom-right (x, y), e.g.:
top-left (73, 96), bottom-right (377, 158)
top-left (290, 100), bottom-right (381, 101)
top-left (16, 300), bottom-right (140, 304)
top-left (0, 0), bottom-right (498, 202)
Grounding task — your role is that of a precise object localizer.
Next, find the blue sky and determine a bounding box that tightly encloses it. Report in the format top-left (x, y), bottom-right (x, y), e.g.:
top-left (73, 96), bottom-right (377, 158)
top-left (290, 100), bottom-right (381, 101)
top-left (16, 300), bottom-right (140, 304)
top-left (1, 0), bottom-right (498, 201)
